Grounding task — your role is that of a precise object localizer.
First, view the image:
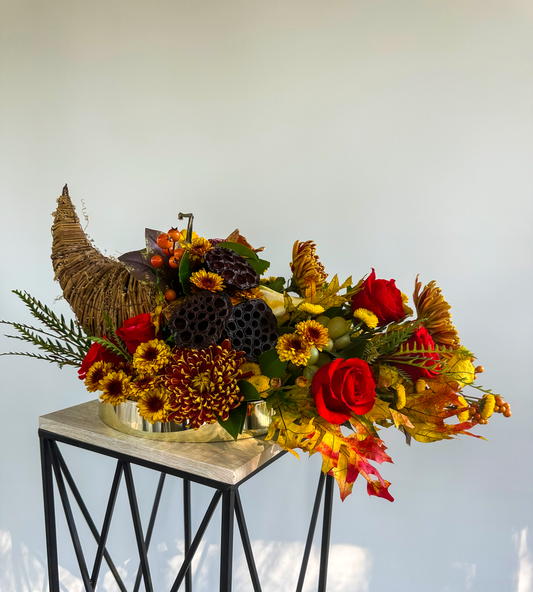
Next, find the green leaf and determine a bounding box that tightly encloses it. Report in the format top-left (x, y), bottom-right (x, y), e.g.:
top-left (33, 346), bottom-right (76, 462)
top-left (217, 242), bottom-right (259, 261)
top-left (218, 403), bottom-right (247, 441)
top-left (237, 380), bottom-right (262, 401)
top-left (278, 326), bottom-right (295, 335)
top-left (338, 338), bottom-right (367, 359)
top-left (179, 251), bottom-right (192, 295)
top-left (248, 257), bottom-right (270, 276)
top-left (264, 277), bottom-right (286, 293)
top-left (258, 348), bottom-right (287, 379)
top-left (324, 306), bottom-right (344, 319)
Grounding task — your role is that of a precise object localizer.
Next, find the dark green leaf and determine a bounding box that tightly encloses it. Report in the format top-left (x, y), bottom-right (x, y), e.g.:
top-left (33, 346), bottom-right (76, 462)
top-left (278, 326), bottom-right (295, 335)
top-left (237, 380), bottom-right (262, 401)
top-left (258, 348), bottom-right (287, 379)
top-left (179, 251), bottom-right (192, 295)
top-left (338, 338), bottom-right (367, 359)
top-left (217, 242), bottom-right (259, 261)
top-left (323, 306), bottom-right (345, 319)
top-left (218, 403), bottom-right (247, 440)
top-left (248, 258), bottom-right (270, 276)
top-left (264, 277), bottom-right (286, 293)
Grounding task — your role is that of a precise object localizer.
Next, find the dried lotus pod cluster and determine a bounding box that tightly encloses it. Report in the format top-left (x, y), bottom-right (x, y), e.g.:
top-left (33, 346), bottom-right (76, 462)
top-left (205, 248), bottom-right (259, 290)
top-left (226, 299), bottom-right (279, 361)
top-left (169, 291), bottom-right (232, 349)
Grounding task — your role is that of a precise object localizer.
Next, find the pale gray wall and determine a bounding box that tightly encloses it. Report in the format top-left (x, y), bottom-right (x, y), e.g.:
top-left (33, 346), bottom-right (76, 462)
top-left (1, 1), bottom-right (532, 591)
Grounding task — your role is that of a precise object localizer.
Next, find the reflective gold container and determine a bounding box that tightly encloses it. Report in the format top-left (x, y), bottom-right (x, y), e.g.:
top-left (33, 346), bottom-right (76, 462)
top-left (98, 399), bottom-right (271, 442)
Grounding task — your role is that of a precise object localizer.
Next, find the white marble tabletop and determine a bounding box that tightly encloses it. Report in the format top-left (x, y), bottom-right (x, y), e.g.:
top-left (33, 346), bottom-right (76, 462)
top-left (39, 400), bottom-right (283, 485)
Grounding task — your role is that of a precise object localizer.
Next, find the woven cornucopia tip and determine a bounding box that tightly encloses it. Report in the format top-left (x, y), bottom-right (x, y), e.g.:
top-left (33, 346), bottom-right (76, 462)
top-left (51, 185), bottom-right (155, 338)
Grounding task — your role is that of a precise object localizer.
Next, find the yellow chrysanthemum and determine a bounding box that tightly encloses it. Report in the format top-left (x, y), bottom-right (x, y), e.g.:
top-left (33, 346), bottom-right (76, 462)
top-left (393, 384), bottom-right (406, 410)
top-left (299, 302), bottom-right (325, 315)
top-left (129, 375), bottom-right (161, 400)
top-left (276, 333), bottom-right (311, 366)
top-left (480, 394), bottom-right (496, 419)
top-left (246, 375), bottom-right (271, 395)
top-left (295, 320), bottom-right (330, 351)
top-left (413, 277), bottom-right (460, 346)
top-left (457, 395), bottom-right (470, 423)
top-left (445, 348), bottom-right (476, 388)
top-left (190, 269), bottom-right (225, 292)
top-left (231, 287), bottom-right (264, 305)
top-left (290, 240), bottom-right (328, 292)
top-left (99, 370), bottom-right (131, 405)
top-left (137, 388), bottom-right (173, 423)
top-left (133, 339), bottom-right (172, 374)
top-left (184, 237), bottom-right (212, 263)
top-left (241, 362), bottom-right (261, 376)
top-left (84, 361), bottom-right (113, 392)
top-left (353, 308), bottom-right (379, 329)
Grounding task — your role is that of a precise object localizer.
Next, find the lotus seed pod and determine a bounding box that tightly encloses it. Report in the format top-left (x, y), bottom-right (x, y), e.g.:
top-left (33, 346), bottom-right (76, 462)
top-left (169, 291), bottom-right (232, 349)
top-left (204, 247), bottom-right (259, 290)
top-left (225, 299), bottom-right (279, 361)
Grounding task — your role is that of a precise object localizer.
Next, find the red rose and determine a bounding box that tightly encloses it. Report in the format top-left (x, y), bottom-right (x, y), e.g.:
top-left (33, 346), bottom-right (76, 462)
top-left (311, 358), bottom-right (376, 424)
top-left (351, 269), bottom-right (405, 326)
top-left (115, 313), bottom-right (156, 354)
top-left (394, 326), bottom-right (440, 381)
top-left (78, 342), bottom-right (122, 380)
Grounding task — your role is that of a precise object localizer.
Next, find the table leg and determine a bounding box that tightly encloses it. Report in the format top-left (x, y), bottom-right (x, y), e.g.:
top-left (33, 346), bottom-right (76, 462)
top-left (184, 479), bottom-right (192, 592)
top-left (40, 437), bottom-right (60, 592)
top-left (318, 474), bottom-right (334, 592)
top-left (220, 489), bottom-right (235, 592)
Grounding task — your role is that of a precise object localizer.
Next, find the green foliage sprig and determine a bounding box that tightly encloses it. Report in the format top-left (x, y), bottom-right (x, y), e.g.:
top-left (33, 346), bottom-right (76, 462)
top-left (0, 290), bottom-right (92, 368)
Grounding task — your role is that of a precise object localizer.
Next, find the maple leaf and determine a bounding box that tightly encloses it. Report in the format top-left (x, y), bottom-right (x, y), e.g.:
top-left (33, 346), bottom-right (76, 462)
top-left (304, 275), bottom-right (354, 310)
top-left (267, 401), bottom-right (394, 501)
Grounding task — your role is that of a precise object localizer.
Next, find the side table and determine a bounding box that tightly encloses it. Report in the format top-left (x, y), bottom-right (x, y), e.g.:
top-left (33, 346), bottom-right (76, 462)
top-left (39, 400), bottom-right (335, 592)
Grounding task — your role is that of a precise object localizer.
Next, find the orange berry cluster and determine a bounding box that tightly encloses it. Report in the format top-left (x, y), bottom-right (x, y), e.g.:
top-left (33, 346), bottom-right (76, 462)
top-left (468, 395), bottom-right (511, 425)
top-left (149, 229), bottom-right (188, 302)
top-left (493, 396), bottom-right (512, 418)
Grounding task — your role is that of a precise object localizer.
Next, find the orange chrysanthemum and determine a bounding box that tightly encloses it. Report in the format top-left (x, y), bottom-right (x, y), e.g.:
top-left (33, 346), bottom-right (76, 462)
top-left (413, 276), bottom-right (460, 347)
top-left (276, 333), bottom-right (311, 366)
top-left (295, 319), bottom-right (329, 351)
top-left (290, 240), bottom-right (328, 293)
top-left (164, 340), bottom-right (245, 428)
top-left (190, 269), bottom-right (225, 292)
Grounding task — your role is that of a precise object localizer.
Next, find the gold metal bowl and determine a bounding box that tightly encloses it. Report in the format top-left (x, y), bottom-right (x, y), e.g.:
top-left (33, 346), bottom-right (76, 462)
top-left (98, 400), bottom-right (271, 442)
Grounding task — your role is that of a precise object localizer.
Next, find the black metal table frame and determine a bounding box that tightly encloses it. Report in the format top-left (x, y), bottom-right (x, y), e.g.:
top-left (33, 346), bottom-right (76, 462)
top-left (39, 428), bottom-right (335, 592)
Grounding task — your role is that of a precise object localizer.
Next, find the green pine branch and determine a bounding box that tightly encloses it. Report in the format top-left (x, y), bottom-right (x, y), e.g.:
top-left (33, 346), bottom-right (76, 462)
top-left (1, 290), bottom-right (92, 369)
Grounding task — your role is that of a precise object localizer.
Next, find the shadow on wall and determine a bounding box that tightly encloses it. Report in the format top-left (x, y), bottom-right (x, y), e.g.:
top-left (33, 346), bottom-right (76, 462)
top-left (0, 530), bottom-right (372, 592)
top-left (2, 529), bottom-right (532, 591)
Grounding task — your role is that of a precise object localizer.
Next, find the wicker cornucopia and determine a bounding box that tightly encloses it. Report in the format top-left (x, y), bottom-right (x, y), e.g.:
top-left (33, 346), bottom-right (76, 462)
top-left (51, 185), bottom-right (155, 337)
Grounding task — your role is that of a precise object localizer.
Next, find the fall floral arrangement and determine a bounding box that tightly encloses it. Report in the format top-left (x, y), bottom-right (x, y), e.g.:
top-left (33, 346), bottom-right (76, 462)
top-left (1, 189), bottom-right (511, 501)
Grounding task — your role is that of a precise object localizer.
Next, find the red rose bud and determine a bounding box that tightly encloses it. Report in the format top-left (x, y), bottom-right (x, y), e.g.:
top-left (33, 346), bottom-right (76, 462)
top-left (78, 342), bottom-right (122, 380)
top-left (311, 358), bottom-right (376, 424)
top-left (351, 268), bottom-right (405, 326)
top-left (393, 325), bottom-right (440, 382)
top-left (115, 313), bottom-right (156, 355)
